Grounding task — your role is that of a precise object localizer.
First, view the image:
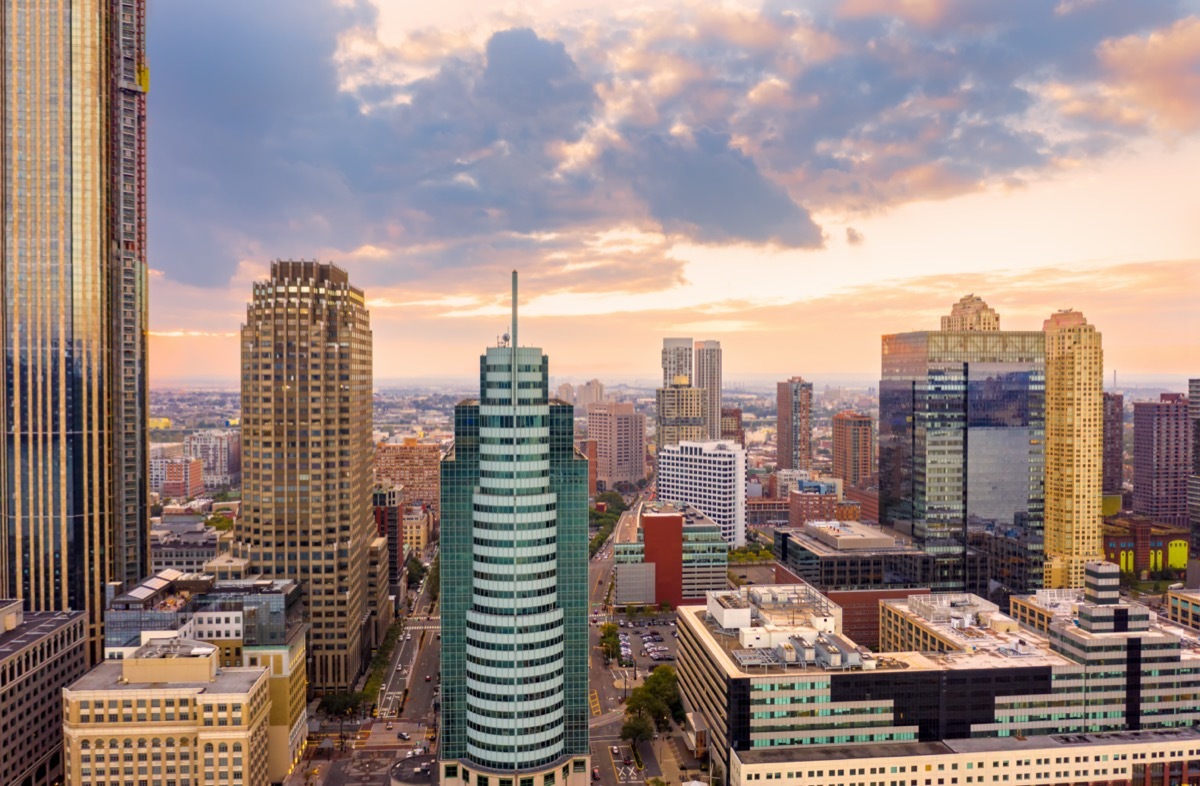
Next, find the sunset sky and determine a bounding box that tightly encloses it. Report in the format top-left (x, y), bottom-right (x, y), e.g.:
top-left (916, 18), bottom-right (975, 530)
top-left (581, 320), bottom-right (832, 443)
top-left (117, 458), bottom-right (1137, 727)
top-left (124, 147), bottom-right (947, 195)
top-left (147, 0), bottom-right (1200, 384)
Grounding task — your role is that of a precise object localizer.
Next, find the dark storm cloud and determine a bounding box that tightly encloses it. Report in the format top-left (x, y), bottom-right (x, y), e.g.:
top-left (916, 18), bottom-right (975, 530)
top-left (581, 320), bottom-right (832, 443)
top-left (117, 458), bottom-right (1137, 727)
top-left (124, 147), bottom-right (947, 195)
top-left (148, 0), bottom-right (1196, 292)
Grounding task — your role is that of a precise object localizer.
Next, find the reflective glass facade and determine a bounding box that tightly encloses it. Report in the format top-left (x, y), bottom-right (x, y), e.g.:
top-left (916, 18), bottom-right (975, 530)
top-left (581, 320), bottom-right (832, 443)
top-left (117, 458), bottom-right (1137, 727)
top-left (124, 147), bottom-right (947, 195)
top-left (881, 332), bottom-right (1045, 591)
top-left (2, 0), bottom-right (149, 660)
top-left (441, 331), bottom-right (589, 775)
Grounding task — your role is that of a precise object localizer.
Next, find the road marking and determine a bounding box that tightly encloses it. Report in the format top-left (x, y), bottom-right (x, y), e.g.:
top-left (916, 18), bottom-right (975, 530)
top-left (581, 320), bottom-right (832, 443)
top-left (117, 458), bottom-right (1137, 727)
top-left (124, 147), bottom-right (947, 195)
top-left (589, 690), bottom-right (601, 716)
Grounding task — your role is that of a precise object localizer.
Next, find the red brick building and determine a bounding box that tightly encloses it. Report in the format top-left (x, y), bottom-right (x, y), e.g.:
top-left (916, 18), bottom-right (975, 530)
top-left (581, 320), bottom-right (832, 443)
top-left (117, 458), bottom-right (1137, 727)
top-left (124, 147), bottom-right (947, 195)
top-left (162, 458), bottom-right (204, 500)
top-left (789, 489), bottom-right (838, 527)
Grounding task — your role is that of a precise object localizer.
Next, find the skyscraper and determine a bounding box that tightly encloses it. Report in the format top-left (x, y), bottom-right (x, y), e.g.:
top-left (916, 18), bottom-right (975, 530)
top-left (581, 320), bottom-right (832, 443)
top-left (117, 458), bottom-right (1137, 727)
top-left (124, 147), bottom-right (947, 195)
top-left (1, 0), bottom-right (149, 659)
top-left (657, 441), bottom-right (747, 546)
top-left (776, 377), bottom-right (813, 471)
top-left (880, 296), bottom-right (1045, 593)
top-left (588, 402), bottom-right (646, 490)
top-left (1103, 392), bottom-right (1125, 496)
top-left (1189, 379), bottom-right (1200, 551)
top-left (662, 337), bottom-right (693, 387)
top-left (233, 261), bottom-right (373, 691)
top-left (440, 273), bottom-right (590, 786)
top-left (656, 382), bottom-right (707, 450)
top-left (694, 340), bottom-right (722, 439)
top-left (1133, 394), bottom-right (1192, 527)
top-left (832, 411), bottom-right (874, 487)
top-left (1042, 311), bottom-right (1104, 589)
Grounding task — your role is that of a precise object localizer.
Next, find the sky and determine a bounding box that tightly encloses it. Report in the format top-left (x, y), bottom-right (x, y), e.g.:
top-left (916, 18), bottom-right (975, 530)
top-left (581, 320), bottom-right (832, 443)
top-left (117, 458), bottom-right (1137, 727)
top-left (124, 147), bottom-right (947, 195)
top-left (146, 0), bottom-right (1200, 384)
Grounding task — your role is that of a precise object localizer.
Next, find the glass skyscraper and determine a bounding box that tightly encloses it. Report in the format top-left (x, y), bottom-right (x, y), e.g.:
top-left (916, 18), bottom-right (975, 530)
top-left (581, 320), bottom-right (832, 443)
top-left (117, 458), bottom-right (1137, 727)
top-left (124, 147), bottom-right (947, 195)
top-left (880, 298), bottom-right (1045, 593)
top-left (440, 273), bottom-right (590, 786)
top-left (2, 0), bottom-right (150, 660)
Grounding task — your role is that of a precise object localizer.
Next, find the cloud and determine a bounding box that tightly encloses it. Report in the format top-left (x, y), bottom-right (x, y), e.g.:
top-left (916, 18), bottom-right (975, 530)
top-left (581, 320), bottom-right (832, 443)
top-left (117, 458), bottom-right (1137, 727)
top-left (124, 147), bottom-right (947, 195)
top-left (846, 227), bottom-right (864, 245)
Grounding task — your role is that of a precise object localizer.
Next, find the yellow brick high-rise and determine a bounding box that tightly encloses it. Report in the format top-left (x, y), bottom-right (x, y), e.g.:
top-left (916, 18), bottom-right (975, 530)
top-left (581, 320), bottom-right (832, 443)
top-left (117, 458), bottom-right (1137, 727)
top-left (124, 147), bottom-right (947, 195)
top-left (1043, 310), bottom-right (1105, 588)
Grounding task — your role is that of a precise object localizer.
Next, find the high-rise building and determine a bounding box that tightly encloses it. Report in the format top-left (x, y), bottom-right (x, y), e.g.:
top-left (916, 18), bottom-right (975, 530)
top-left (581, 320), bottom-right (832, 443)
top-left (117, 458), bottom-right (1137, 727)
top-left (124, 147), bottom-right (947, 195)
top-left (375, 439), bottom-right (443, 518)
top-left (694, 340), bottom-right (722, 439)
top-left (439, 274), bottom-right (590, 786)
top-left (161, 457), bottom-right (205, 500)
top-left (185, 429), bottom-right (243, 489)
top-left (1042, 311), bottom-right (1105, 589)
top-left (373, 484), bottom-right (406, 597)
top-left (1103, 392), bottom-right (1125, 496)
top-left (576, 437), bottom-right (599, 497)
top-left (588, 402), bottom-right (646, 490)
top-left (1134, 393), bottom-right (1192, 527)
top-left (662, 337), bottom-right (693, 388)
top-left (831, 411), bottom-right (873, 487)
top-left (556, 382), bottom-right (575, 404)
top-left (575, 379), bottom-right (605, 407)
top-left (233, 261), bottom-right (373, 692)
top-left (776, 377), bottom-right (813, 471)
top-left (656, 382), bottom-right (707, 450)
top-left (940, 293), bottom-right (1000, 331)
top-left (720, 407), bottom-right (745, 447)
top-left (657, 441), bottom-right (747, 546)
top-left (880, 296), bottom-right (1045, 593)
top-left (2, 0), bottom-right (150, 661)
top-left (1190, 380), bottom-right (1200, 552)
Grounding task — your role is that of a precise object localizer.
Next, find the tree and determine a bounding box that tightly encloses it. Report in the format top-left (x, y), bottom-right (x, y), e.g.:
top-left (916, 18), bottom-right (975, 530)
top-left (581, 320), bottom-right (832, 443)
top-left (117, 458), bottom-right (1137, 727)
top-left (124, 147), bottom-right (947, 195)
top-left (406, 555), bottom-right (428, 588)
top-left (643, 666), bottom-right (683, 724)
top-left (620, 714), bottom-right (654, 747)
top-left (625, 686), bottom-right (668, 729)
top-left (596, 491), bottom-right (628, 514)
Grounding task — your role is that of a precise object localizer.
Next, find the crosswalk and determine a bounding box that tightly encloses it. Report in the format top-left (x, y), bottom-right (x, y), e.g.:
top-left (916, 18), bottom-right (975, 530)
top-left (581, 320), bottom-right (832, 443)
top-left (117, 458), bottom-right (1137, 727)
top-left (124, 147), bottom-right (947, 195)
top-left (589, 690), bottom-right (601, 716)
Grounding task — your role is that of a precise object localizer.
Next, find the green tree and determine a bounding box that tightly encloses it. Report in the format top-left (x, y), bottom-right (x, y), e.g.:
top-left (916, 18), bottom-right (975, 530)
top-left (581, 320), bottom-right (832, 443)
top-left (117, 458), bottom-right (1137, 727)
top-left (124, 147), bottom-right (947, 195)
top-left (406, 555), bottom-right (428, 589)
top-left (596, 491), bottom-right (628, 514)
top-left (625, 686), bottom-right (668, 729)
top-left (643, 666), bottom-right (683, 724)
top-left (620, 714), bottom-right (654, 747)
top-left (600, 622), bottom-right (621, 660)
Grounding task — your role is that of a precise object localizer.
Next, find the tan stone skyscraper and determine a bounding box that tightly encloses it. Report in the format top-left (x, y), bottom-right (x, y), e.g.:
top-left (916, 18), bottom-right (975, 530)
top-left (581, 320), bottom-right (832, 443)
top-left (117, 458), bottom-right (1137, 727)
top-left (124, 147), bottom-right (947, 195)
top-left (695, 340), bottom-right (723, 439)
top-left (234, 261), bottom-right (373, 691)
top-left (1043, 310), bottom-right (1104, 589)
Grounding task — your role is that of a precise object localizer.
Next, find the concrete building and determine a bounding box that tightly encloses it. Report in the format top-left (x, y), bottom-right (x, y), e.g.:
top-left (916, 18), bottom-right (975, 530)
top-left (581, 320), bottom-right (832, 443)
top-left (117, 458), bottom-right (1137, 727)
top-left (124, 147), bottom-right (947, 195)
top-left (555, 382), bottom-right (575, 404)
top-left (776, 377), bottom-right (813, 471)
top-left (63, 638), bottom-right (271, 786)
top-left (613, 502), bottom-right (728, 608)
top-left (150, 523), bottom-right (220, 574)
top-left (588, 401), bottom-right (646, 490)
top-left (103, 569), bottom-right (309, 783)
top-left (0, 602), bottom-right (88, 786)
top-left (375, 438), bottom-right (443, 518)
top-left (1134, 393), bottom-right (1192, 526)
top-left (831, 411), bottom-right (873, 487)
top-left (881, 296), bottom-right (1045, 594)
top-left (576, 378), bottom-right (606, 407)
top-left (373, 484), bottom-right (406, 598)
top-left (1191, 380), bottom-right (1200, 551)
top-left (1042, 310), bottom-right (1105, 589)
top-left (662, 337), bottom-right (694, 388)
top-left (232, 260), bottom-right (373, 692)
top-left (656, 381), bottom-right (708, 451)
top-left (2, 0), bottom-right (151, 657)
top-left (658, 441), bottom-right (747, 546)
top-left (1101, 513), bottom-right (1189, 574)
top-left (403, 505), bottom-right (434, 551)
top-left (576, 437), bottom-right (599, 497)
top-left (695, 340), bottom-right (723, 439)
top-left (367, 537), bottom-right (394, 650)
top-left (439, 275), bottom-right (590, 786)
top-left (185, 429), bottom-right (243, 489)
top-left (678, 565), bottom-right (1200, 786)
top-left (787, 480), bottom-right (840, 527)
top-left (720, 407), bottom-right (745, 447)
top-left (1103, 392), bottom-right (1125, 496)
top-left (158, 457), bottom-right (205, 500)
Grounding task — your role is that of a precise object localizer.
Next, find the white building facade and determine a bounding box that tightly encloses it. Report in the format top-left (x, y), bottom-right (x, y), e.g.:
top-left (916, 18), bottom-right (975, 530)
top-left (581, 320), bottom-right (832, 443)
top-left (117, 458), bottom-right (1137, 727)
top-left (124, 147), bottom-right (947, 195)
top-left (657, 441), bottom-right (746, 546)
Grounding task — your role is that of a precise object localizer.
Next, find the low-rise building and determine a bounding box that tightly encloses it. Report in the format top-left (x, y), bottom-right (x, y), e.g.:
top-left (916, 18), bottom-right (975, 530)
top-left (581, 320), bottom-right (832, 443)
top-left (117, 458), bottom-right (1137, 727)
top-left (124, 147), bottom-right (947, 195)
top-left (1101, 513), bottom-right (1189, 574)
top-left (150, 522), bottom-right (220, 573)
top-left (403, 504), bottom-right (433, 551)
top-left (613, 502), bottom-right (728, 608)
top-left (63, 638), bottom-right (271, 786)
top-left (0, 601), bottom-right (88, 786)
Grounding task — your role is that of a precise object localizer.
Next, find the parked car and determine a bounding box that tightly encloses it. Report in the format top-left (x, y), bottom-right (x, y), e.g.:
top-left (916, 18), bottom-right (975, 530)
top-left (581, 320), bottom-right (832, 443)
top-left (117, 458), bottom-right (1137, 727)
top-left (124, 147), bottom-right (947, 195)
top-left (425, 675), bottom-right (432, 682)
top-left (398, 731), bottom-right (411, 740)
top-left (611, 746), bottom-right (620, 755)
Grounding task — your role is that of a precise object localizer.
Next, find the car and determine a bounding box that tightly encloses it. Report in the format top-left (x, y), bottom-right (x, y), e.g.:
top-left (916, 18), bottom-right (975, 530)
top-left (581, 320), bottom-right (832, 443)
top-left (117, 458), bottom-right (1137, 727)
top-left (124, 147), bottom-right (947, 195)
top-left (611, 746), bottom-right (620, 755)
top-left (624, 756), bottom-right (632, 765)
top-left (425, 675), bottom-right (432, 682)
top-left (386, 722), bottom-right (394, 730)
top-left (592, 767), bottom-right (601, 781)
top-left (405, 633), bottom-right (412, 640)
top-left (406, 750), bottom-right (417, 758)
top-left (398, 731), bottom-right (411, 740)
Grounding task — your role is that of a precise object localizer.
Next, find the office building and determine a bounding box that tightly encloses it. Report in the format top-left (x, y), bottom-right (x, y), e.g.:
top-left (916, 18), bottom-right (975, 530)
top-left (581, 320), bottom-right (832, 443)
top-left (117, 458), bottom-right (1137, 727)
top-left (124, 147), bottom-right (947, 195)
top-left (373, 484), bottom-right (406, 597)
top-left (831, 411), bottom-right (873, 487)
top-left (159, 457), bottom-right (205, 500)
top-left (1, 0), bottom-right (150, 660)
top-left (367, 536), bottom-right (394, 648)
top-left (439, 274), bottom-right (590, 786)
top-left (1103, 392), bottom-right (1125, 496)
top-left (880, 296), bottom-right (1045, 594)
top-left (104, 569), bottom-right (308, 783)
top-left (657, 441), bottom-right (746, 546)
top-left (588, 401), bottom-right (646, 490)
top-left (613, 502), bottom-right (728, 608)
top-left (679, 567), bottom-right (1200, 786)
top-left (1134, 393), bottom-right (1192, 526)
top-left (150, 524), bottom-right (220, 574)
top-left (776, 377), bottom-right (813, 471)
top-left (1042, 311), bottom-right (1105, 589)
top-left (0, 601), bottom-right (88, 786)
top-left (375, 438), bottom-right (443, 518)
top-left (940, 293), bottom-right (1001, 331)
top-left (656, 382), bottom-right (708, 450)
top-left (787, 481), bottom-right (841, 526)
top-left (1191, 380), bottom-right (1200, 551)
top-left (720, 407), bottom-right (745, 447)
top-left (63, 638), bottom-right (271, 786)
top-left (555, 382), bottom-right (575, 404)
top-left (577, 438), bottom-right (599, 496)
top-left (662, 337), bottom-right (693, 388)
top-left (403, 505), bottom-right (434, 552)
top-left (576, 378), bottom-right (606, 407)
top-left (185, 429), bottom-right (243, 489)
top-left (695, 340), bottom-right (722, 439)
top-left (232, 261), bottom-right (373, 692)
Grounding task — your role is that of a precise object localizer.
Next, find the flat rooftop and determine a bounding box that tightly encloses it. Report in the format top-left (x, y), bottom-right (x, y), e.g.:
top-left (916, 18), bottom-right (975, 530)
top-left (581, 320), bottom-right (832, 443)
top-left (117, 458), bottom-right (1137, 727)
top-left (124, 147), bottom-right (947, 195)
top-left (777, 524), bottom-right (925, 558)
top-left (736, 727), bottom-right (1200, 765)
top-left (0, 607), bottom-right (85, 661)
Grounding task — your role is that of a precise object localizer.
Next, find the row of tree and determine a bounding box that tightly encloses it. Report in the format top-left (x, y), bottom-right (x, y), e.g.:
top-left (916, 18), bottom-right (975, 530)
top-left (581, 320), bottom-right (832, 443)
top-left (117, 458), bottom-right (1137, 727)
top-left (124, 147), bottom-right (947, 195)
top-left (620, 665), bottom-right (684, 747)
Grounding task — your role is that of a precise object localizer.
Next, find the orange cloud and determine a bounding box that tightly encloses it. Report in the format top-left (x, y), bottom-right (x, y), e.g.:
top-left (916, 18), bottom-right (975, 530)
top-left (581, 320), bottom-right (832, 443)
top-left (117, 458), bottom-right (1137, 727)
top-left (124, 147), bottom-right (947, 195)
top-left (1097, 17), bottom-right (1200, 132)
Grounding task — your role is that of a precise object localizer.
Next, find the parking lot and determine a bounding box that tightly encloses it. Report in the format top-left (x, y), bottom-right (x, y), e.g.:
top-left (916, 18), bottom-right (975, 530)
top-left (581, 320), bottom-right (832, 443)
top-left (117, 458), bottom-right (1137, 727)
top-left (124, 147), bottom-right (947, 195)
top-left (592, 611), bottom-right (681, 672)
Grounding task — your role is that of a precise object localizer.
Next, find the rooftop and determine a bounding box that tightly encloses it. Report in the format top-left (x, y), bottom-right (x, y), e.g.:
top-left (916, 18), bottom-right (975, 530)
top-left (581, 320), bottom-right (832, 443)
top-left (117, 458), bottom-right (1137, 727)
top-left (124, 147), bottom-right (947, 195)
top-left (0, 605), bottom-right (85, 661)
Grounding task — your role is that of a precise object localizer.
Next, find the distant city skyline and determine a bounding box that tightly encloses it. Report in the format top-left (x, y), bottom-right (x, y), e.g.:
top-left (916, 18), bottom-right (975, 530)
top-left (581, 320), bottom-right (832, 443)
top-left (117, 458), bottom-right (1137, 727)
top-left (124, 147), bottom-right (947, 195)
top-left (145, 1), bottom-right (1199, 382)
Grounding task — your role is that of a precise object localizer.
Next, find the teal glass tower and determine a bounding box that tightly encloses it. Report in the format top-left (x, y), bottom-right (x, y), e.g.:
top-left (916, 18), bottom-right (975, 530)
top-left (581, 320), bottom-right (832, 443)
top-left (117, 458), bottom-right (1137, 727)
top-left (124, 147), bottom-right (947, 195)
top-left (440, 273), bottom-right (591, 786)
